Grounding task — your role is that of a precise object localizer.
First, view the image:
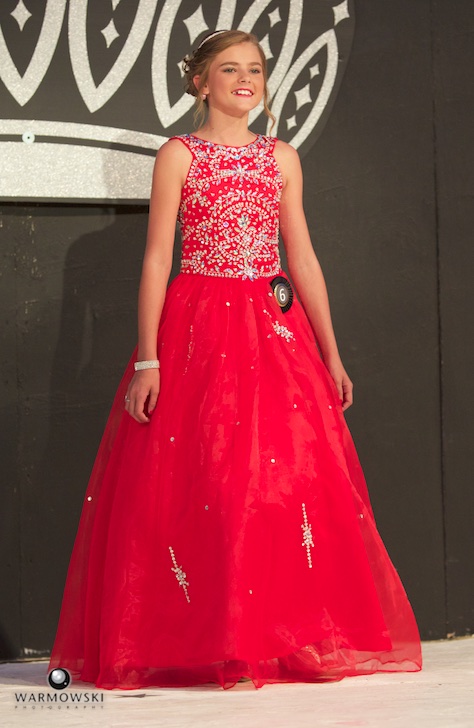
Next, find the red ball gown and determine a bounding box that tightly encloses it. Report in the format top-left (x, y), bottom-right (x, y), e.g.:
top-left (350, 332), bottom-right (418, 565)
top-left (47, 134), bottom-right (422, 689)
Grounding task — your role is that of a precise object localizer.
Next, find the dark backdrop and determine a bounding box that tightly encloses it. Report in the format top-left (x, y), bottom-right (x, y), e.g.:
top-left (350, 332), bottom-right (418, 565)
top-left (1, 0), bottom-right (473, 659)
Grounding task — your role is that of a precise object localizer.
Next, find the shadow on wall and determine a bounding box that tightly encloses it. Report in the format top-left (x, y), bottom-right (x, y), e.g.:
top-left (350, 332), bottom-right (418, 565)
top-left (30, 206), bottom-right (148, 655)
top-left (28, 141), bottom-right (182, 655)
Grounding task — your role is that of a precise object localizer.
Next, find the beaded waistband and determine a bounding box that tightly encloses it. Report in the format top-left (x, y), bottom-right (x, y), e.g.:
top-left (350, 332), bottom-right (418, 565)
top-left (179, 259), bottom-right (282, 280)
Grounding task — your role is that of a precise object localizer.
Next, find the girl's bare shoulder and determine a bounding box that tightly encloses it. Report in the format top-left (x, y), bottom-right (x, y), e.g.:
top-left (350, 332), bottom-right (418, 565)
top-left (153, 137), bottom-right (193, 183)
top-left (156, 137), bottom-right (192, 162)
top-left (272, 139), bottom-right (302, 187)
top-left (273, 138), bottom-right (301, 165)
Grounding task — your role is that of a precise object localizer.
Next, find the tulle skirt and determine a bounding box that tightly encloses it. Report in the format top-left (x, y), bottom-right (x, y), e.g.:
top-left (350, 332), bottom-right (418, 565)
top-left (47, 269), bottom-right (422, 689)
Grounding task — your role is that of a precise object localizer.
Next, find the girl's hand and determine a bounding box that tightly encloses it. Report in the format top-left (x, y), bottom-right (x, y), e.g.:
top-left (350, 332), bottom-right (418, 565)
top-left (124, 369), bottom-right (161, 423)
top-left (324, 356), bottom-right (353, 411)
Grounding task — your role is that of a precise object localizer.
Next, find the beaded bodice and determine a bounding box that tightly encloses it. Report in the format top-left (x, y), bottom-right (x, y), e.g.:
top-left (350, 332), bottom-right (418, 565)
top-left (172, 134), bottom-right (283, 280)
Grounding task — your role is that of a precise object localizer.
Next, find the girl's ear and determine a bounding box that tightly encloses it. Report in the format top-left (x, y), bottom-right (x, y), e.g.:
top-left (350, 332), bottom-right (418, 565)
top-left (194, 74), bottom-right (209, 96)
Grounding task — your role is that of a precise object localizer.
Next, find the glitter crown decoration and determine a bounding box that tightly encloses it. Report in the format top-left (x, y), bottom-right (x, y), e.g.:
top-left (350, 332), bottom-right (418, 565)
top-left (0, 0), bottom-right (354, 202)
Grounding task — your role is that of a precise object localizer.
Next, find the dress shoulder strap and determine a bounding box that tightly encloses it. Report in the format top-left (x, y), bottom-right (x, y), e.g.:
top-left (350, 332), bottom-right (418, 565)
top-left (260, 135), bottom-right (278, 152)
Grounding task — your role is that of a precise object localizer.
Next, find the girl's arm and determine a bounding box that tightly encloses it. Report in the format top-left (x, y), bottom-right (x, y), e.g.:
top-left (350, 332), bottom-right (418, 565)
top-left (274, 140), bottom-right (353, 411)
top-left (125, 139), bottom-right (190, 423)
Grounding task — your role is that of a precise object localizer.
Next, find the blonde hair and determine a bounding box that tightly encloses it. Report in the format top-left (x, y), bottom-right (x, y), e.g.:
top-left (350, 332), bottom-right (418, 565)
top-left (182, 30), bottom-right (276, 133)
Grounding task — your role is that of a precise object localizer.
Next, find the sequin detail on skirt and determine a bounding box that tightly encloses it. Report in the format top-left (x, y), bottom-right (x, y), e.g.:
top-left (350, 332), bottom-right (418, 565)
top-left (169, 546), bottom-right (191, 603)
top-left (301, 503), bottom-right (315, 568)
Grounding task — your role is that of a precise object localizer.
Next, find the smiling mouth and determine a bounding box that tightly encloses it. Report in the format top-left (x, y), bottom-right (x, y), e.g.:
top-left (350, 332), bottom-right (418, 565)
top-left (232, 89), bottom-right (254, 97)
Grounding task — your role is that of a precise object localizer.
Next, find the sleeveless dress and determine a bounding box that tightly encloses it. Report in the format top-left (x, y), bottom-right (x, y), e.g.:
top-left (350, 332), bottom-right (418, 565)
top-left (47, 133), bottom-right (422, 690)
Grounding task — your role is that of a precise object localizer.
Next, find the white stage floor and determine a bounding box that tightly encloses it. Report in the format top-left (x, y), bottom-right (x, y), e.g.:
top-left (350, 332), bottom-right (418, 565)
top-left (0, 638), bottom-right (473, 727)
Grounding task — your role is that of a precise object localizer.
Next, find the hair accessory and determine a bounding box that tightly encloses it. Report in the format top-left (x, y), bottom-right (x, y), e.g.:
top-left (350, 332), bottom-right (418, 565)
top-left (182, 54), bottom-right (192, 73)
top-left (134, 360), bottom-right (160, 371)
top-left (197, 30), bottom-right (228, 50)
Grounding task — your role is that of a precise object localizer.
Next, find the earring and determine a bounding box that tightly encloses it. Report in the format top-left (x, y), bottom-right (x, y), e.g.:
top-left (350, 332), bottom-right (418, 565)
top-left (202, 93), bottom-right (207, 100)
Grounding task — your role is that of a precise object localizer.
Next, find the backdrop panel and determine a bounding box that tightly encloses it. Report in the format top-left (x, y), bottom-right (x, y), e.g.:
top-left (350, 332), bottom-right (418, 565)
top-left (1, 0), bottom-right (473, 659)
top-left (0, 0), bottom-right (355, 201)
top-left (433, 0), bottom-right (474, 638)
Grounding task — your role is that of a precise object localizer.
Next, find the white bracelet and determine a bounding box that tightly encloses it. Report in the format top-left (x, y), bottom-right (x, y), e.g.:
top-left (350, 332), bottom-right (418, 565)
top-left (134, 359), bottom-right (160, 371)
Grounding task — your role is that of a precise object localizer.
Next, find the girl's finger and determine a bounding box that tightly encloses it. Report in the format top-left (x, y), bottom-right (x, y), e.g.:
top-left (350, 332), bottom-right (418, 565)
top-left (133, 395), bottom-right (150, 423)
top-left (148, 388), bottom-right (160, 413)
top-left (342, 385), bottom-right (353, 410)
top-left (134, 407), bottom-right (149, 423)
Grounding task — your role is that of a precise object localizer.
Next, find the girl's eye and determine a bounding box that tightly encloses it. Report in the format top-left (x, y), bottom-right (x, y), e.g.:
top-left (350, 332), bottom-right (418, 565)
top-left (222, 67), bottom-right (261, 73)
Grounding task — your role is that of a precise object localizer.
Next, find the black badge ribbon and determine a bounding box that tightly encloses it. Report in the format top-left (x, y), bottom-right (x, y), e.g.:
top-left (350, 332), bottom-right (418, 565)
top-left (270, 276), bottom-right (294, 313)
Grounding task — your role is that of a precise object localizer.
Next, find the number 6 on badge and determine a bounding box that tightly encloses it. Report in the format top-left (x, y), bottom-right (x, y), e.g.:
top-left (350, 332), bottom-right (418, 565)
top-left (270, 276), bottom-right (294, 313)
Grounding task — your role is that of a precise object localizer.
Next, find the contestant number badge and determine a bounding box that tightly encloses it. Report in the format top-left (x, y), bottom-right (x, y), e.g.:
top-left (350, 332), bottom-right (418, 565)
top-left (270, 276), bottom-right (294, 313)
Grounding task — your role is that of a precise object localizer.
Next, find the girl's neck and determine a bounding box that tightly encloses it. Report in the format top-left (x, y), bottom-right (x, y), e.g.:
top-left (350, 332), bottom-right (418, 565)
top-left (195, 112), bottom-right (255, 147)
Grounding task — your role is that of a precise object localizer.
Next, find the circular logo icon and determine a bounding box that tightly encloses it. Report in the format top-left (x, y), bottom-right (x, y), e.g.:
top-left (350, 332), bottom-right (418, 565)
top-left (48, 667), bottom-right (71, 690)
top-left (270, 276), bottom-right (294, 313)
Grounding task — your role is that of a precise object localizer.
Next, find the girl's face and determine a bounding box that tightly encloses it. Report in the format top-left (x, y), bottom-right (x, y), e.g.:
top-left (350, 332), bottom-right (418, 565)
top-left (195, 42), bottom-right (265, 116)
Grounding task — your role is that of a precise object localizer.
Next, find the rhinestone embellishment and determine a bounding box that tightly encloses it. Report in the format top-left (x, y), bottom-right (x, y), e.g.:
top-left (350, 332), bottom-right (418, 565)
top-left (263, 308), bottom-right (295, 342)
top-left (184, 324), bottom-right (194, 374)
top-left (174, 135), bottom-right (283, 279)
top-left (169, 546), bottom-right (190, 603)
top-left (301, 503), bottom-right (315, 569)
top-left (272, 320), bottom-right (295, 342)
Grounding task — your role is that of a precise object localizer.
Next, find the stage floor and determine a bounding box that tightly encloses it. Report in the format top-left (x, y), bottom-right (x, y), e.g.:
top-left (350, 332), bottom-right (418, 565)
top-left (0, 638), bottom-right (473, 727)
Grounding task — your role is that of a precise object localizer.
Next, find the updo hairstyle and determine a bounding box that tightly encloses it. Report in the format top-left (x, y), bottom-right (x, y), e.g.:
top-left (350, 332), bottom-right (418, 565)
top-left (181, 30), bottom-right (276, 132)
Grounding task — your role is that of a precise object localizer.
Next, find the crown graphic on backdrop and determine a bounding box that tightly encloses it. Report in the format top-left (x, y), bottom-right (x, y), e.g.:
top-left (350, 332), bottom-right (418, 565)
top-left (0, 0), bottom-right (354, 202)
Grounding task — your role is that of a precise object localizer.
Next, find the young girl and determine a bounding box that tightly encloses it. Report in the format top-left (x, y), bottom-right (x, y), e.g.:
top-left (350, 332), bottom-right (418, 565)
top-left (47, 30), bottom-right (422, 690)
